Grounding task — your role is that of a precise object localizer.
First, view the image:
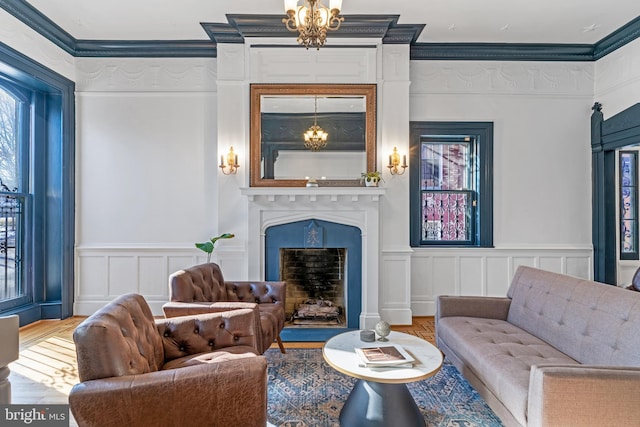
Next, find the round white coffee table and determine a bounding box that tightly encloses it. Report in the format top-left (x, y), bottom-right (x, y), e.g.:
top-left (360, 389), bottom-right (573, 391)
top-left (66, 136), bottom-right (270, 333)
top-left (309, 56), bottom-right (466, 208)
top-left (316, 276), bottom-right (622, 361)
top-left (322, 330), bottom-right (443, 427)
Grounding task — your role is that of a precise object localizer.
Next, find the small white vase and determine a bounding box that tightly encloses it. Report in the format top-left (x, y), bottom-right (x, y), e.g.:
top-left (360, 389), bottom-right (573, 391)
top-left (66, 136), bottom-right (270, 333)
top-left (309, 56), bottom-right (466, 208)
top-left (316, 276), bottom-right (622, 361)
top-left (365, 179), bottom-right (378, 187)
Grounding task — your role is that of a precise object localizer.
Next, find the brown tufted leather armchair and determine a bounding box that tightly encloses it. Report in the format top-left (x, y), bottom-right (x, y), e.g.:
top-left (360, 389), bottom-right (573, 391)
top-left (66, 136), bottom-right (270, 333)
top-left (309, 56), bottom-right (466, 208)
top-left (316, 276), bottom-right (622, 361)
top-left (162, 263), bottom-right (286, 354)
top-left (69, 293), bottom-right (267, 427)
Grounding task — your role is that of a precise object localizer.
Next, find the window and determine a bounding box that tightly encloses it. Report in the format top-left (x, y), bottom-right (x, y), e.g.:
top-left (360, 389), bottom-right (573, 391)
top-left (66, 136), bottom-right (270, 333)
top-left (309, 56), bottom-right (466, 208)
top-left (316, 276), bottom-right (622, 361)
top-left (619, 150), bottom-right (638, 260)
top-left (410, 122), bottom-right (493, 247)
top-left (0, 40), bottom-right (75, 322)
top-left (0, 84), bottom-right (29, 311)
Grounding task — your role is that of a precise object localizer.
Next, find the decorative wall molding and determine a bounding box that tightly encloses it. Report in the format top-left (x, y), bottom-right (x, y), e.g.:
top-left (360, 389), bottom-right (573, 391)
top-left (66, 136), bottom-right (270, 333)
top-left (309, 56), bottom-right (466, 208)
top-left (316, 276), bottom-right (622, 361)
top-left (75, 58), bottom-right (217, 92)
top-left (249, 47), bottom-right (377, 84)
top-left (74, 246), bottom-right (243, 315)
top-left (408, 247), bottom-right (593, 316)
top-left (595, 38), bottom-right (640, 99)
top-left (410, 61), bottom-right (594, 96)
top-left (0, 9), bottom-right (74, 80)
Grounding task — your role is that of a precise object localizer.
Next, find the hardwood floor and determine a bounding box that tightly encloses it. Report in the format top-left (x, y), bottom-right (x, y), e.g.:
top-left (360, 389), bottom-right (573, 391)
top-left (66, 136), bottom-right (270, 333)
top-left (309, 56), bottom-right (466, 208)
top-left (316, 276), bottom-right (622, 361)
top-left (8, 315), bottom-right (435, 425)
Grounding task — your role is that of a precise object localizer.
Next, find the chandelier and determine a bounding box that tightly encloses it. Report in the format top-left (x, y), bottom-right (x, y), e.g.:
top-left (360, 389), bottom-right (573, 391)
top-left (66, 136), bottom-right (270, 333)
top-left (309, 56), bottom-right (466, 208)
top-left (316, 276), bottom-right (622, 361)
top-left (304, 96), bottom-right (328, 151)
top-left (283, 0), bottom-right (344, 50)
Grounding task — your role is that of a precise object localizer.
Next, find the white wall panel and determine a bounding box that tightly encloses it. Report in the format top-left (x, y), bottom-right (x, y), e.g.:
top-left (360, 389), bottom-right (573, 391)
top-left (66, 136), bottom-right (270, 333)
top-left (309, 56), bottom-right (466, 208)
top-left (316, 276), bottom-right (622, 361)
top-left (108, 257), bottom-right (138, 296)
top-left (486, 257), bottom-right (510, 296)
top-left (77, 256), bottom-right (108, 298)
top-left (138, 256), bottom-right (167, 297)
top-left (250, 47), bottom-right (377, 83)
top-left (410, 247), bottom-right (592, 316)
top-left (460, 257), bottom-right (484, 295)
top-left (74, 247), bottom-right (233, 315)
top-left (380, 253), bottom-right (412, 324)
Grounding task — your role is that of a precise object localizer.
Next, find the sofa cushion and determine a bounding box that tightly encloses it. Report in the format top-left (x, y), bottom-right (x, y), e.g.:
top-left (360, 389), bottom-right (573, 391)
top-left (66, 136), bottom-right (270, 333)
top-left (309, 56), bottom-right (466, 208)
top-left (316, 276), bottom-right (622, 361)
top-left (506, 266), bottom-right (640, 366)
top-left (437, 316), bottom-right (578, 426)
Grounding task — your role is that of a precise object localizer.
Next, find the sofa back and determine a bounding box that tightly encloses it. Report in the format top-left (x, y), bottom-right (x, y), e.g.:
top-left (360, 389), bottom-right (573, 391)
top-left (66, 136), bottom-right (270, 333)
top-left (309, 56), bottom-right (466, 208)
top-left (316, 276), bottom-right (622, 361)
top-left (170, 262), bottom-right (228, 303)
top-left (506, 266), bottom-right (640, 366)
top-left (73, 293), bottom-right (165, 382)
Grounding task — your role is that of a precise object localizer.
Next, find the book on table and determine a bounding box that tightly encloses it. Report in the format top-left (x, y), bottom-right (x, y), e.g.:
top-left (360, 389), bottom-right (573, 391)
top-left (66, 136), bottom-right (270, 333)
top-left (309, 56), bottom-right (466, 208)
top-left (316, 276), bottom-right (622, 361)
top-left (355, 344), bottom-right (415, 368)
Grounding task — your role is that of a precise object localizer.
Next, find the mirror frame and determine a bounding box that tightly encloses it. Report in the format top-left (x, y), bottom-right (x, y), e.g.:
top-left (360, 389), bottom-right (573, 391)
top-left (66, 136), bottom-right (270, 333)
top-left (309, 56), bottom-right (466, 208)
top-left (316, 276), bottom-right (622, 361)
top-left (250, 83), bottom-right (377, 187)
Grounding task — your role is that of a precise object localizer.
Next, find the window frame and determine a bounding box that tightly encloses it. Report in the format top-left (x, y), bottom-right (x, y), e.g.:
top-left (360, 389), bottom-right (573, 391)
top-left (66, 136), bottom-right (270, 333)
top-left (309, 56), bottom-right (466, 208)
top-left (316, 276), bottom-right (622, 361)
top-left (0, 82), bottom-right (31, 311)
top-left (409, 121), bottom-right (493, 248)
top-left (619, 150), bottom-right (639, 260)
top-left (0, 40), bottom-right (75, 324)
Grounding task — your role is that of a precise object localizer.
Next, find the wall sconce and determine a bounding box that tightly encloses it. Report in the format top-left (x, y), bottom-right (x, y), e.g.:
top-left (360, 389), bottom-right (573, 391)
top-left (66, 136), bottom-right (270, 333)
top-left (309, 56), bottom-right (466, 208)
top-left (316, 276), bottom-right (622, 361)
top-left (220, 146), bottom-right (239, 175)
top-left (387, 146), bottom-right (407, 175)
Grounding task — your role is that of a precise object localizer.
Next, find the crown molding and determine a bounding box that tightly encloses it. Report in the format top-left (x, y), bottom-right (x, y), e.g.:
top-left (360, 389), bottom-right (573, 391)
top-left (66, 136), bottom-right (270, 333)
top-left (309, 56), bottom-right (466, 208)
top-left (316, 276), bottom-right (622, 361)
top-left (0, 1), bottom-right (638, 61)
top-left (73, 40), bottom-right (216, 58)
top-left (0, 0), bottom-right (75, 55)
top-left (410, 43), bottom-right (595, 61)
top-left (593, 16), bottom-right (640, 60)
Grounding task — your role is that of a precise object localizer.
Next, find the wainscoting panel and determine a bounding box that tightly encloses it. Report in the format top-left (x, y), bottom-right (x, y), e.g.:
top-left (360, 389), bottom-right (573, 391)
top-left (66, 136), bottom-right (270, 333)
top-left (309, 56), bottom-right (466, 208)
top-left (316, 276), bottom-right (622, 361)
top-left (379, 253), bottom-right (412, 324)
top-left (486, 257), bottom-right (510, 296)
top-left (75, 247), bottom-right (218, 315)
top-left (460, 257), bottom-right (484, 296)
top-left (409, 247), bottom-right (593, 316)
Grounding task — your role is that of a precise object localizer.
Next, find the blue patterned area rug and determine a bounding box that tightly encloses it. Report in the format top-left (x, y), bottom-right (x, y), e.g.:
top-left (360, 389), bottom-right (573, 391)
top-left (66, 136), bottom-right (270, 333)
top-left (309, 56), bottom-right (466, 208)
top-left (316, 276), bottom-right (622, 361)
top-left (265, 348), bottom-right (504, 427)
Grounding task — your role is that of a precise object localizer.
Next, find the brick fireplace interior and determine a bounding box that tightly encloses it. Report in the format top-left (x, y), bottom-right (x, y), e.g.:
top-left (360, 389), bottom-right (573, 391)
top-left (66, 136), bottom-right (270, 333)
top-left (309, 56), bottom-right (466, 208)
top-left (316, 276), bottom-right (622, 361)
top-left (265, 219), bottom-right (362, 341)
top-left (281, 248), bottom-right (346, 327)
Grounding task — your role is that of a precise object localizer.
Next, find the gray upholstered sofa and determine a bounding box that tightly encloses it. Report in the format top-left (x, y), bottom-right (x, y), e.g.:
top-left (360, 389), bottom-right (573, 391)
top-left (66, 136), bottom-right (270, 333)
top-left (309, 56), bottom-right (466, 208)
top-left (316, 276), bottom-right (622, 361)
top-left (436, 266), bottom-right (640, 427)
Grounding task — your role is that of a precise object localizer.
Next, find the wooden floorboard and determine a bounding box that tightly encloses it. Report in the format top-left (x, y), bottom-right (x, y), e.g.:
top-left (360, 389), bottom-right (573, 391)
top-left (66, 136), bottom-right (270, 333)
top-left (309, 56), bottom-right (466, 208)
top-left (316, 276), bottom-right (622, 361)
top-left (8, 315), bottom-right (435, 425)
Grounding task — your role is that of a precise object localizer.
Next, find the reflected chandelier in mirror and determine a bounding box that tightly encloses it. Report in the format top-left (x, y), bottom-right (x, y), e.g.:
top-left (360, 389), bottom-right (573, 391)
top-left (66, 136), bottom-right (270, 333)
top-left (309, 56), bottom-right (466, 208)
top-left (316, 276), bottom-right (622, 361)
top-left (250, 84), bottom-right (377, 187)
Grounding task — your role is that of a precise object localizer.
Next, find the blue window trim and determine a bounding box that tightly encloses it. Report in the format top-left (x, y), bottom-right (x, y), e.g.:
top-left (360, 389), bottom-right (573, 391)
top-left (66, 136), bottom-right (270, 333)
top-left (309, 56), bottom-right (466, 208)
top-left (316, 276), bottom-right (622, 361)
top-left (409, 122), bottom-right (493, 248)
top-left (0, 40), bottom-right (75, 325)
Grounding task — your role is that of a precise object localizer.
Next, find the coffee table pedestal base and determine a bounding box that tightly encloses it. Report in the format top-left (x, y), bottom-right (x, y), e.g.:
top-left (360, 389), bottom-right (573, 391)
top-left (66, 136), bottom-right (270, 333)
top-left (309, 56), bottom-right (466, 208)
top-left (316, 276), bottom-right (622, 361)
top-left (339, 379), bottom-right (425, 427)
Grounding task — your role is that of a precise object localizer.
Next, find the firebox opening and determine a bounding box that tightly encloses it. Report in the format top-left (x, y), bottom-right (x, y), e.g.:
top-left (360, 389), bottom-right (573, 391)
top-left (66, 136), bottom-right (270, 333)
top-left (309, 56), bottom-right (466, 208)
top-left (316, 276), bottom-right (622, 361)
top-left (280, 248), bottom-right (347, 328)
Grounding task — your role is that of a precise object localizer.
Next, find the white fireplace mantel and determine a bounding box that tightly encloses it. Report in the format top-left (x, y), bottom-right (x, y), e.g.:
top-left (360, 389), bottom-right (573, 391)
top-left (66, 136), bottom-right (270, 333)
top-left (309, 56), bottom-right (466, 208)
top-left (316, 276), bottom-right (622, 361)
top-left (240, 187), bottom-right (386, 202)
top-left (241, 186), bottom-right (385, 329)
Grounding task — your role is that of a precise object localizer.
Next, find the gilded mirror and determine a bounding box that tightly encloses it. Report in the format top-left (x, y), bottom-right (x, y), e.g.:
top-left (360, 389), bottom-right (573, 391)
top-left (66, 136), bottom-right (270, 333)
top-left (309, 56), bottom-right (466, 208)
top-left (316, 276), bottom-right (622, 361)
top-left (250, 84), bottom-right (377, 187)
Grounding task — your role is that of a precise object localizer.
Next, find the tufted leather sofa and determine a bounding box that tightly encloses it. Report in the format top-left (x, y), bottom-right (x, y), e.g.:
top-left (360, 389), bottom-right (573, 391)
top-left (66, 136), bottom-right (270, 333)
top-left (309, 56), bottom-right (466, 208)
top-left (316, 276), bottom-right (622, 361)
top-left (69, 293), bottom-right (267, 427)
top-left (162, 263), bottom-right (286, 354)
top-left (436, 266), bottom-right (640, 427)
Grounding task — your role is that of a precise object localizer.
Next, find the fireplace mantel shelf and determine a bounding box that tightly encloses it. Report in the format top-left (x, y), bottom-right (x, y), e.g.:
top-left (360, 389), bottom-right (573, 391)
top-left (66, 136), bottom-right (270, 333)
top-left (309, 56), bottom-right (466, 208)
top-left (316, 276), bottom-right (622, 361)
top-left (240, 187), bottom-right (386, 202)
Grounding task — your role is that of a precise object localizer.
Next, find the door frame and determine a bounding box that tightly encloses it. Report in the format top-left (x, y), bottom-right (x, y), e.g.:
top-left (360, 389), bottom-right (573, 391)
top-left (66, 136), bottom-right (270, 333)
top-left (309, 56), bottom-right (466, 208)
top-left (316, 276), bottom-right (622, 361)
top-left (591, 102), bottom-right (640, 284)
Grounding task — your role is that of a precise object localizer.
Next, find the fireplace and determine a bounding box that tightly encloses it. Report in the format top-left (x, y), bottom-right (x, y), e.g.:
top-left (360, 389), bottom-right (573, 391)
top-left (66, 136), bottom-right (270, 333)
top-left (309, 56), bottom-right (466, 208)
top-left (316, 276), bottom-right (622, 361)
top-left (281, 248), bottom-right (346, 327)
top-left (242, 187), bottom-right (383, 340)
top-left (265, 219), bottom-right (361, 340)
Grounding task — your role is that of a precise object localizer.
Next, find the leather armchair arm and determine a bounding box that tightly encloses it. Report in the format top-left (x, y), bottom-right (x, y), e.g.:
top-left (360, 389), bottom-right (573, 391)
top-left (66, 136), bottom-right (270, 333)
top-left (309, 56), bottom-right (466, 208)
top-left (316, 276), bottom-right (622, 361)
top-left (163, 301), bottom-right (259, 317)
top-left (69, 356), bottom-right (268, 427)
top-left (156, 308), bottom-right (261, 357)
top-left (528, 364), bottom-right (640, 427)
top-left (225, 281), bottom-right (286, 306)
top-left (436, 295), bottom-right (511, 322)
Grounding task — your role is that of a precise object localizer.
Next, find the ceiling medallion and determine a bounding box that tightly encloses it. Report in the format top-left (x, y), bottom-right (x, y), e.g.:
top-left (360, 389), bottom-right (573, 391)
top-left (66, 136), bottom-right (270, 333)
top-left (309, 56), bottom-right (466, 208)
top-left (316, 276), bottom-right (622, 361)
top-left (304, 96), bottom-right (328, 151)
top-left (283, 0), bottom-right (344, 50)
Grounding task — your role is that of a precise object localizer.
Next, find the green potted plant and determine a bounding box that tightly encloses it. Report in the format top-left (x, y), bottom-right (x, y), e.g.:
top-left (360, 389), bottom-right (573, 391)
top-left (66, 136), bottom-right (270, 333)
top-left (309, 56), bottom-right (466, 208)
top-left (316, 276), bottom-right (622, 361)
top-left (361, 171), bottom-right (383, 187)
top-left (195, 233), bottom-right (235, 263)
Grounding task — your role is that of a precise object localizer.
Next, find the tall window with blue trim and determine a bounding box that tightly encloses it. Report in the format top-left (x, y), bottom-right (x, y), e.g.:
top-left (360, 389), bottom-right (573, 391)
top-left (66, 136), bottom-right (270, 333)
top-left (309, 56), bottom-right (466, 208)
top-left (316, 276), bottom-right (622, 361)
top-left (410, 122), bottom-right (493, 247)
top-left (0, 40), bottom-right (75, 323)
top-left (0, 84), bottom-right (29, 310)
